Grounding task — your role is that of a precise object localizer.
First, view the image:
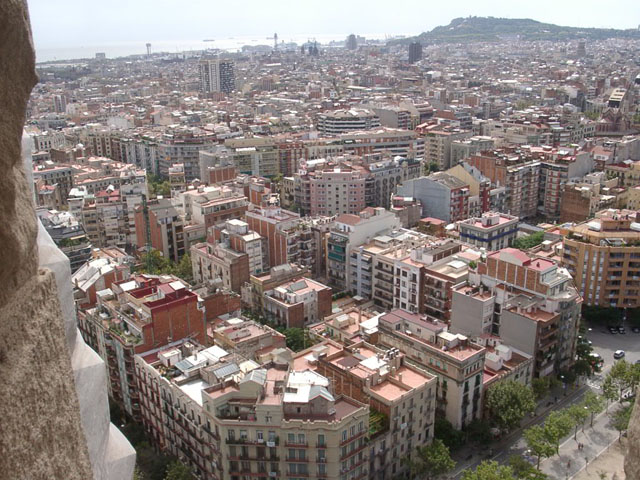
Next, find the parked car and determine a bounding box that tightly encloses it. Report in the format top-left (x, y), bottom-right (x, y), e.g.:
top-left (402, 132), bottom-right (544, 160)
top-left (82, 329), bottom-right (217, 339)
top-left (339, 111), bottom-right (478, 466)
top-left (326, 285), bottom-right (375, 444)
top-left (618, 326), bottom-right (626, 334)
top-left (609, 326), bottom-right (618, 334)
top-left (633, 327), bottom-right (640, 333)
top-left (614, 350), bottom-right (626, 359)
top-left (623, 391), bottom-right (636, 401)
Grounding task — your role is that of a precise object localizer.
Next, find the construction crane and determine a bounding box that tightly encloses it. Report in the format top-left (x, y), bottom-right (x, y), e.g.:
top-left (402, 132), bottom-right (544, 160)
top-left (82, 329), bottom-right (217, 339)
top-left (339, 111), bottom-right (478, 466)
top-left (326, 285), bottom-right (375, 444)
top-left (266, 33), bottom-right (278, 50)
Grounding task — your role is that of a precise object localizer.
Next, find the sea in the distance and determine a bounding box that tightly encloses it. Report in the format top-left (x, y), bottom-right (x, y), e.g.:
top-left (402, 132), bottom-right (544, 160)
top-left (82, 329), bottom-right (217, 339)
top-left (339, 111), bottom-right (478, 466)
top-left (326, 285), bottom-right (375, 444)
top-left (35, 33), bottom-right (401, 63)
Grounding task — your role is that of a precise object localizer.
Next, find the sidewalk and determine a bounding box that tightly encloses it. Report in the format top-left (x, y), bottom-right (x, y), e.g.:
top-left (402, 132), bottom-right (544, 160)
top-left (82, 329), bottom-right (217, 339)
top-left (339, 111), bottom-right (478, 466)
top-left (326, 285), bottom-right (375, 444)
top-left (571, 439), bottom-right (626, 480)
top-left (540, 407), bottom-right (620, 479)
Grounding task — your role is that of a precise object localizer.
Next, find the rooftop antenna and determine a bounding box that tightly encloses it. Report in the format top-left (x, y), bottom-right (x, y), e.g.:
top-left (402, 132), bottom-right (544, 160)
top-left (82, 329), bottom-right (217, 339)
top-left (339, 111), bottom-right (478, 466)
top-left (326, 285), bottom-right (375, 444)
top-left (146, 43), bottom-right (151, 57)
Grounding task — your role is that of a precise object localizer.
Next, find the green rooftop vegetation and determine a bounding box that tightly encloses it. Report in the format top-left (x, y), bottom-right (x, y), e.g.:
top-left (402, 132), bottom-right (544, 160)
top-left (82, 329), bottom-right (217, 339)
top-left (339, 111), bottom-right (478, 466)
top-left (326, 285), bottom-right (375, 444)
top-left (369, 409), bottom-right (389, 437)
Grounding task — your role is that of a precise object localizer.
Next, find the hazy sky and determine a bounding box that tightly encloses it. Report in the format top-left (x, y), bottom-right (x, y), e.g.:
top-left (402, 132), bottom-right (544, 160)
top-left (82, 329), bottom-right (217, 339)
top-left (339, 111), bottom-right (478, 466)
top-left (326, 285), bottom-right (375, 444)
top-left (29, 0), bottom-right (640, 47)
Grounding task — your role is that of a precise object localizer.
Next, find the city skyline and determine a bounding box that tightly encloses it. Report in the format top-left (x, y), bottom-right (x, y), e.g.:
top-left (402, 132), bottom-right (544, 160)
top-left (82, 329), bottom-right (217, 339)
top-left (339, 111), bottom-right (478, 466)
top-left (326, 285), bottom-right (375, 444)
top-left (29, 0), bottom-right (640, 51)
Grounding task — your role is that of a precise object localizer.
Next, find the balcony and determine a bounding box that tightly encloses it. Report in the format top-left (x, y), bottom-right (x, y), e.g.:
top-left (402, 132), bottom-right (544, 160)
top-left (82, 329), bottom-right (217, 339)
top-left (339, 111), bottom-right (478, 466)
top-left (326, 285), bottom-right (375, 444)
top-left (340, 442), bottom-right (368, 461)
top-left (341, 430), bottom-right (367, 446)
top-left (286, 456), bottom-right (309, 463)
top-left (328, 252), bottom-right (345, 262)
top-left (285, 440), bottom-right (308, 448)
top-left (226, 437), bottom-right (258, 445)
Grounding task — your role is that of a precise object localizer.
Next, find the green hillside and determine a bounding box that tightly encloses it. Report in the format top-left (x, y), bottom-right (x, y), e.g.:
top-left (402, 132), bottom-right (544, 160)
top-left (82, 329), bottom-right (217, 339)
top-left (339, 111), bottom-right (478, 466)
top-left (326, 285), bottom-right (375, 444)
top-left (390, 16), bottom-right (640, 45)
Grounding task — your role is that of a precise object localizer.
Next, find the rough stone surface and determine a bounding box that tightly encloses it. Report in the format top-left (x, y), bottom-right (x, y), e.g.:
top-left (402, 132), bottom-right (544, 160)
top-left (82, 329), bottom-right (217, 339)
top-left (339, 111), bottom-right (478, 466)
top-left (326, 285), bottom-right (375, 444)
top-left (625, 394), bottom-right (640, 480)
top-left (0, 1), bottom-right (136, 479)
top-left (0, 0), bottom-right (39, 309)
top-left (0, 270), bottom-right (94, 480)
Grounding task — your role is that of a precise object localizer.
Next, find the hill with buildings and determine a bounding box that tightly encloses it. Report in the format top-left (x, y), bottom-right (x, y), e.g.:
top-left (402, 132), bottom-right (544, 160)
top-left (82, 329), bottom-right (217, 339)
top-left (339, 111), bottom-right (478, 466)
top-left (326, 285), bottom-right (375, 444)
top-left (391, 16), bottom-right (640, 45)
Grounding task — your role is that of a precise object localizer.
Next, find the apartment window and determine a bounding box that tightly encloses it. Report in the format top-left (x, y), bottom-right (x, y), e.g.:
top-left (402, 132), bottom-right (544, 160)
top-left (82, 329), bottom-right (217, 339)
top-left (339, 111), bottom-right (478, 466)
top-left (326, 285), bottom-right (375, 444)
top-left (257, 431), bottom-right (264, 441)
top-left (318, 434), bottom-right (325, 447)
top-left (268, 431), bottom-right (276, 442)
top-left (342, 430), bottom-right (347, 442)
top-left (288, 433), bottom-right (295, 443)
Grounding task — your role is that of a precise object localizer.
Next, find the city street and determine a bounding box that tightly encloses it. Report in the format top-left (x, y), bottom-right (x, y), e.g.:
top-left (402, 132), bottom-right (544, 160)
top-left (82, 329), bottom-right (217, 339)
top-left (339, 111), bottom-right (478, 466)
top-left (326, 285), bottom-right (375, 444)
top-left (451, 325), bottom-right (639, 479)
top-left (587, 327), bottom-right (640, 374)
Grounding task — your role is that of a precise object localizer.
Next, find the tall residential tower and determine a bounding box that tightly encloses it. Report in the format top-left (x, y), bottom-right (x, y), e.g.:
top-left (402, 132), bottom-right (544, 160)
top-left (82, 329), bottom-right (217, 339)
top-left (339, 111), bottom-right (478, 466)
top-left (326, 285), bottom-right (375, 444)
top-left (199, 58), bottom-right (235, 94)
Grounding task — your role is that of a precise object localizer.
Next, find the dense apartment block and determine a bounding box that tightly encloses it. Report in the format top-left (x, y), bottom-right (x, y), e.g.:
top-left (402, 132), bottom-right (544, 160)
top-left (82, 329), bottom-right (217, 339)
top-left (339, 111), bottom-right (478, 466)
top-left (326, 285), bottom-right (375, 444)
top-left (562, 209), bottom-right (640, 307)
top-left (209, 219), bottom-right (268, 275)
top-left (199, 150), bottom-right (238, 185)
top-left (450, 136), bottom-right (495, 165)
top-left (37, 208), bottom-right (93, 272)
top-left (366, 157), bottom-right (422, 210)
top-left (458, 212), bottom-right (519, 251)
top-left (225, 138), bottom-right (280, 178)
top-left (263, 277), bottom-right (333, 328)
top-left (242, 264), bottom-right (311, 317)
top-left (338, 129), bottom-right (425, 159)
top-left (345, 229), bottom-right (429, 305)
top-left (135, 198), bottom-right (186, 263)
top-left (392, 241), bottom-right (466, 315)
top-left (295, 162), bottom-right (368, 217)
top-left (72, 247), bottom-right (132, 310)
top-left (305, 341), bottom-right (437, 480)
top-left (327, 208), bottom-right (401, 292)
top-left (316, 108), bottom-right (380, 135)
top-left (199, 58), bottom-right (236, 94)
top-left (377, 310), bottom-right (486, 430)
top-left (467, 151), bottom-right (540, 219)
top-left (136, 341), bottom-right (370, 480)
top-left (245, 206), bottom-right (318, 272)
top-left (176, 185), bottom-right (249, 230)
top-left (445, 162), bottom-right (507, 216)
top-left (417, 124), bottom-right (473, 170)
top-left (452, 247), bottom-right (581, 377)
top-left (396, 173), bottom-right (470, 224)
top-left (209, 316), bottom-right (287, 361)
top-left (191, 240), bottom-right (250, 293)
top-left (33, 163), bottom-right (74, 205)
top-left (422, 254), bottom-right (473, 322)
top-left (390, 195), bottom-right (423, 228)
top-left (76, 275), bottom-right (207, 420)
